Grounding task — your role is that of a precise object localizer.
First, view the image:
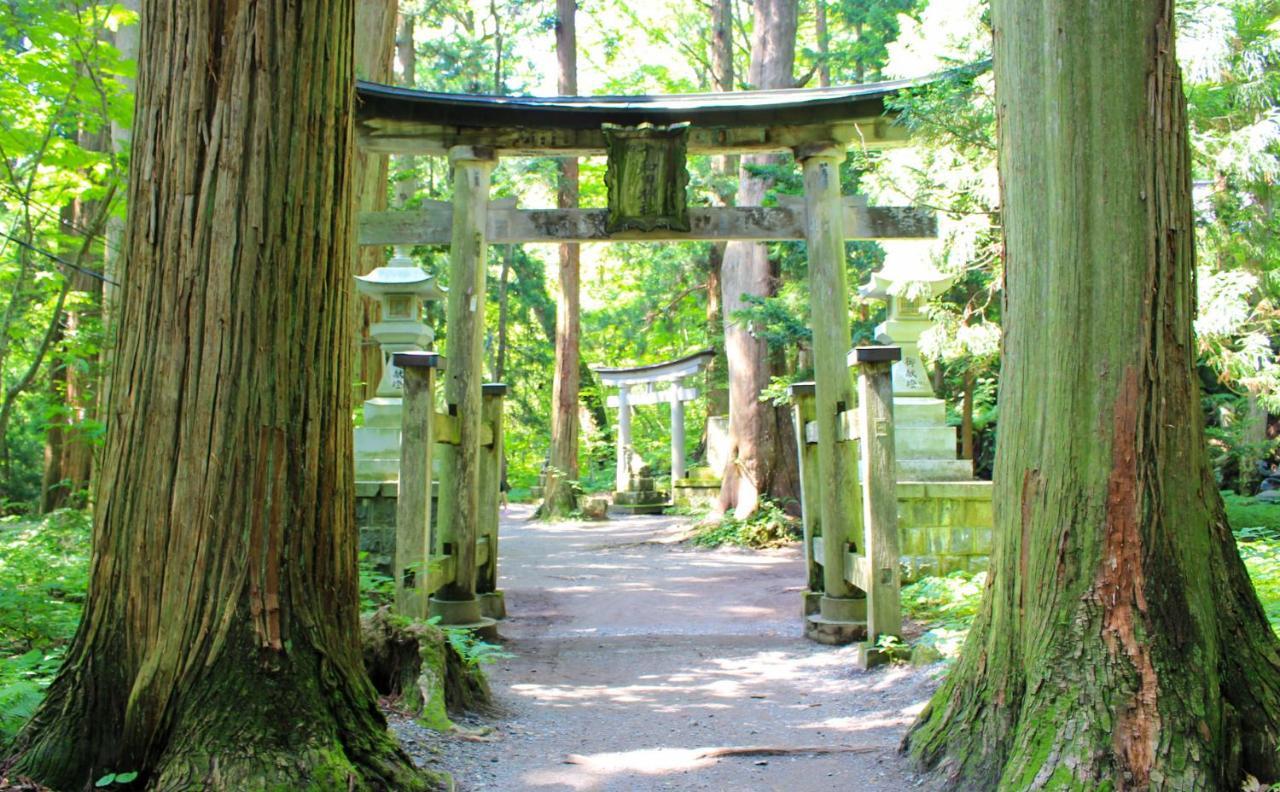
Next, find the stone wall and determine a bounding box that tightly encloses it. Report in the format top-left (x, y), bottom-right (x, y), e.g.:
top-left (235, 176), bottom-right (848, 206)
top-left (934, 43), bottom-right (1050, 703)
top-left (897, 480), bottom-right (993, 581)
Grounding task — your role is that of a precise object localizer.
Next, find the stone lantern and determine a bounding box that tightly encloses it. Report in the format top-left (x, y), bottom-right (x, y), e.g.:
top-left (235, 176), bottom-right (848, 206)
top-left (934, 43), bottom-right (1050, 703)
top-left (356, 254), bottom-right (445, 398)
top-left (354, 254), bottom-right (445, 489)
top-left (860, 247), bottom-right (955, 398)
top-left (859, 245), bottom-right (970, 481)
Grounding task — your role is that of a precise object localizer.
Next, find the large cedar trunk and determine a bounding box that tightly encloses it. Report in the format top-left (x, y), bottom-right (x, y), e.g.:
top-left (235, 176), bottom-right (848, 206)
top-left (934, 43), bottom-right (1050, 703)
top-left (10, 3), bottom-right (433, 789)
top-left (540, 0), bottom-right (581, 518)
top-left (717, 0), bottom-right (800, 517)
top-left (903, 1), bottom-right (1280, 788)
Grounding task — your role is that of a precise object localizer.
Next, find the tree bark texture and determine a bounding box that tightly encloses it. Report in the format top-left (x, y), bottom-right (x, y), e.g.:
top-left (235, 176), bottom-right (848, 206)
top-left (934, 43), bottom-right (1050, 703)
top-left (100, 0), bottom-right (138, 424)
top-left (352, 0), bottom-right (398, 404)
top-left (903, 2), bottom-right (1280, 788)
top-left (11, 3), bottom-right (433, 789)
top-left (541, 0), bottom-right (581, 517)
top-left (717, 0), bottom-right (799, 518)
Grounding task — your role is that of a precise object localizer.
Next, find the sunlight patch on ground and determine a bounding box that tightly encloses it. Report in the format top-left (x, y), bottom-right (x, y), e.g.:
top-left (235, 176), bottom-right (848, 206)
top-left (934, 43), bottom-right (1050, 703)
top-left (798, 710), bottom-right (915, 734)
top-left (520, 747), bottom-right (720, 789)
top-left (718, 605), bottom-right (777, 618)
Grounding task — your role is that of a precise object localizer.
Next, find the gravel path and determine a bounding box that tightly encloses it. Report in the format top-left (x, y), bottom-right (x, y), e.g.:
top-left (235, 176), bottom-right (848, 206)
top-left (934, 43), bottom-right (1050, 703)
top-left (393, 505), bottom-right (938, 791)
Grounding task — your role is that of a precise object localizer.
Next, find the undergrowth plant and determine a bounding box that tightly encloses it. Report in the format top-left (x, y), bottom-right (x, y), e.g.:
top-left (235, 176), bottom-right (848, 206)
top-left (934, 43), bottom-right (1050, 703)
top-left (0, 510), bottom-right (91, 749)
top-left (689, 499), bottom-right (800, 548)
top-left (900, 571), bottom-right (987, 660)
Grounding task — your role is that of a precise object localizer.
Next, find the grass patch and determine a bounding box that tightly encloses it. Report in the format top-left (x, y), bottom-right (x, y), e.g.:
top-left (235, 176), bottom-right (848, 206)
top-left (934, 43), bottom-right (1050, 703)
top-left (1224, 492), bottom-right (1280, 635)
top-left (1222, 491), bottom-right (1280, 535)
top-left (688, 500), bottom-right (800, 549)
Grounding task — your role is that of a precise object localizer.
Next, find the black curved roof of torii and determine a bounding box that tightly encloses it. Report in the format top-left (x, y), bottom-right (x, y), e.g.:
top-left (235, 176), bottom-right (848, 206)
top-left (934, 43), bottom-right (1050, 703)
top-left (355, 77), bottom-right (923, 131)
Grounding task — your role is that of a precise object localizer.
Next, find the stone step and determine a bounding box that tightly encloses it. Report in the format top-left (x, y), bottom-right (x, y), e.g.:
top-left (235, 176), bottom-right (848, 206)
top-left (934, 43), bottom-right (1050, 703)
top-left (354, 457), bottom-right (400, 480)
top-left (629, 476), bottom-right (656, 491)
top-left (354, 426), bottom-right (401, 456)
top-left (891, 396), bottom-right (947, 426)
top-left (362, 397), bottom-right (405, 427)
top-left (894, 426), bottom-right (959, 459)
top-left (896, 459), bottom-right (973, 481)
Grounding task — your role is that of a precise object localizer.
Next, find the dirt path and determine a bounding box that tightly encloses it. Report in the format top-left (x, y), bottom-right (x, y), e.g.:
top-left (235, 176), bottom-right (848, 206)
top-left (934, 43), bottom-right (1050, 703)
top-left (397, 505), bottom-right (937, 791)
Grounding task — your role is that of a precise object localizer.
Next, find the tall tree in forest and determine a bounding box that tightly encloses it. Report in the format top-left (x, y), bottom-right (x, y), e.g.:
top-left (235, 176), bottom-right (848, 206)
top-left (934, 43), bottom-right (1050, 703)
top-left (903, 0), bottom-right (1280, 788)
top-left (40, 169), bottom-right (106, 514)
top-left (539, 0), bottom-right (582, 518)
top-left (716, 0), bottom-right (800, 518)
top-left (352, 0), bottom-right (397, 404)
top-left (8, 2), bottom-right (433, 788)
top-left (701, 0), bottom-right (734, 418)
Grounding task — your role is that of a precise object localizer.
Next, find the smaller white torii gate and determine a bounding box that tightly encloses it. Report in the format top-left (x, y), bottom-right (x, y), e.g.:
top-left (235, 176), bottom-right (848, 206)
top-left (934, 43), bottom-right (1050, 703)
top-left (593, 350), bottom-right (715, 490)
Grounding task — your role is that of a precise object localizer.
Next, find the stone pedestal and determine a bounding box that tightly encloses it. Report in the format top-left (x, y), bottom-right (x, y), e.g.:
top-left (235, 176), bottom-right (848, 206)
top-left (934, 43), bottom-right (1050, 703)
top-left (613, 460), bottom-right (668, 515)
top-left (672, 466), bottom-right (721, 510)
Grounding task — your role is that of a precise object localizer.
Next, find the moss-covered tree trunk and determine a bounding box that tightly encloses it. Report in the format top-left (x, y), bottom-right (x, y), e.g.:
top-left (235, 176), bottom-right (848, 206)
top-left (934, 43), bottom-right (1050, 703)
top-left (9, 3), bottom-right (433, 789)
top-left (903, 1), bottom-right (1280, 788)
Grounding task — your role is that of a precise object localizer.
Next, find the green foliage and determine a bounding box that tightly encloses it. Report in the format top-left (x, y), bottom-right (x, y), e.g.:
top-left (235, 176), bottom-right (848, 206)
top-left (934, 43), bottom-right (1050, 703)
top-left (1224, 492), bottom-right (1280, 633)
top-left (0, 1), bottom-right (132, 509)
top-left (901, 570), bottom-right (986, 660)
top-left (0, 510), bottom-right (89, 650)
top-left (0, 508), bottom-right (90, 748)
top-left (94, 770), bottom-right (138, 787)
top-left (358, 552), bottom-right (396, 614)
top-left (1238, 537), bottom-right (1280, 634)
top-left (689, 500), bottom-right (800, 548)
top-left (440, 623), bottom-right (513, 669)
top-left (820, 0), bottom-right (924, 84)
top-left (902, 571), bottom-right (985, 626)
top-left (0, 647), bottom-right (61, 750)
top-left (1225, 491), bottom-right (1280, 535)
top-left (407, 0), bottom-right (540, 95)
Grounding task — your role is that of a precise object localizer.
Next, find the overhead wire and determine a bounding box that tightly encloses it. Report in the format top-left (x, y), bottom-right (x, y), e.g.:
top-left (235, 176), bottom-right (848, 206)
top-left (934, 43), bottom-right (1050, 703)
top-left (0, 181), bottom-right (125, 260)
top-left (0, 229), bottom-right (119, 286)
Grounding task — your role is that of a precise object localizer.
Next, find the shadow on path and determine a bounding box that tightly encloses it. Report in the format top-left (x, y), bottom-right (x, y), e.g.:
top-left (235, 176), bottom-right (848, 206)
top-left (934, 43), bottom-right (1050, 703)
top-left (401, 504), bottom-right (936, 791)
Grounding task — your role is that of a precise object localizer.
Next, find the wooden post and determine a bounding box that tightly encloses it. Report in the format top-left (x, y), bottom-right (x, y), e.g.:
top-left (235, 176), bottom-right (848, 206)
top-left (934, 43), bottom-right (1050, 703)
top-left (798, 144), bottom-right (866, 644)
top-left (670, 386), bottom-right (686, 482)
top-left (431, 146), bottom-right (496, 628)
top-left (393, 351), bottom-right (441, 620)
top-left (478, 382), bottom-right (506, 619)
top-left (853, 346), bottom-right (902, 647)
top-left (789, 382), bottom-right (823, 615)
top-left (615, 385), bottom-right (632, 491)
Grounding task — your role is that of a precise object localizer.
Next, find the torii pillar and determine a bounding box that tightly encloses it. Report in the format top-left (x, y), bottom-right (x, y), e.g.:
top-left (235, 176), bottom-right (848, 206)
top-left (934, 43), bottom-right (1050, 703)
top-left (431, 146), bottom-right (497, 631)
top-left (798, 143), bottom-right (867, 645)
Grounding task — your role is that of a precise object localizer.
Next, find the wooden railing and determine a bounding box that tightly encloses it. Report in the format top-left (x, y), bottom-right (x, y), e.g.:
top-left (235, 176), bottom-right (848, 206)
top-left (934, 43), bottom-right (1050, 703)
top-left (393, 351), bottom-right (505, 626)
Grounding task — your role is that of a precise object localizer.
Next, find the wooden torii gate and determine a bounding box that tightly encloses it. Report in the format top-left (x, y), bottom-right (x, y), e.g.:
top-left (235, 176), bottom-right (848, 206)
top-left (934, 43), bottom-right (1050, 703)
top-left (354, 78), bottom-right (934, 647)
